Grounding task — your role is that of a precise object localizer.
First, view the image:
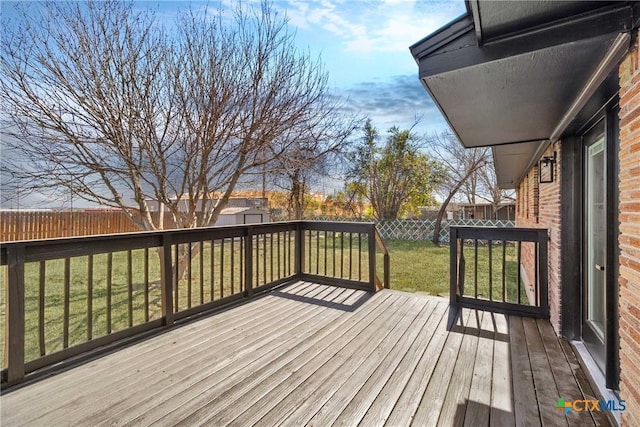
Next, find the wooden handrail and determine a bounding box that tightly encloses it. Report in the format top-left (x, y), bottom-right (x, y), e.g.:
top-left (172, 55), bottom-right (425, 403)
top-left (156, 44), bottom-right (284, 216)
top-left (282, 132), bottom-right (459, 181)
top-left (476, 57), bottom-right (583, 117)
top-left (0, 220), bottom-right (380, 387)
top-left (449, 226), bottom-right (549, 318)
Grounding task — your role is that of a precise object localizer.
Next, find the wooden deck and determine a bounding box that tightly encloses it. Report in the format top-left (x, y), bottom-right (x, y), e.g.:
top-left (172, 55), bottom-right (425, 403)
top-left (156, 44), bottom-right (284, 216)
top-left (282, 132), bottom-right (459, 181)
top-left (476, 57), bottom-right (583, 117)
top-left (1, 282), bottom-right (610, 426)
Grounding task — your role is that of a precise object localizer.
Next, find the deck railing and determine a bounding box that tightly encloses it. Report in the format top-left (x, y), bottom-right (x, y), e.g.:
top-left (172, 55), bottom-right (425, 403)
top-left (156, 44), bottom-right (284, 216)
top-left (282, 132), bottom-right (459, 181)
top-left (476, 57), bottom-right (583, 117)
top-left (0, 221), bottom-right (387, 387)
top-left (449, 226), bottom-right (549, 318)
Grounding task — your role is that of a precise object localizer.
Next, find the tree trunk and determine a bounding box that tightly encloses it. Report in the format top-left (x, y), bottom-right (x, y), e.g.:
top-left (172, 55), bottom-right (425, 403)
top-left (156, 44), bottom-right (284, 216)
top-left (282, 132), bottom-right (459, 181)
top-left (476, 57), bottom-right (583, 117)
top-left (433, 178), bottom-right (476, 245)
top-left (433, 189), bottom-right (458, 246)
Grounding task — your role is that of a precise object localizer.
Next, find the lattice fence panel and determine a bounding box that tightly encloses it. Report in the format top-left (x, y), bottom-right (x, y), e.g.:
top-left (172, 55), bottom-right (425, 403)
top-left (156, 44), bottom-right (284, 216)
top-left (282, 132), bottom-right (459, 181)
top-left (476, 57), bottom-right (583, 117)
top-left (306, 217), bottom-right (515, 242)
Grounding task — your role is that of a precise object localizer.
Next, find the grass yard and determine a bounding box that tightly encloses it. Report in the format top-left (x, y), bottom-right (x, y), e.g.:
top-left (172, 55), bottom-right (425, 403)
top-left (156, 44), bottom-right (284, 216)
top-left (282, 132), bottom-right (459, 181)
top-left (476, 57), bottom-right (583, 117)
top-left (380, 240), bottom-right (450, 296)
top-left (381, 239), bottom-right (530, 303)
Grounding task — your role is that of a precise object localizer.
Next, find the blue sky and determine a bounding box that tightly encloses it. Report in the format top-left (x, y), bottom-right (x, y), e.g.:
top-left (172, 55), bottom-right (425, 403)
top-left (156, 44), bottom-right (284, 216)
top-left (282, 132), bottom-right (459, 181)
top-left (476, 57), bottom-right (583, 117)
top-left (266, 0), bottom-right (466, 133)
top-left (2, 0), bottom-right (464, 134)
top-left (1, 0), bottom-right (466, 206)
top-left (152, 0), bottom-right (466, 134)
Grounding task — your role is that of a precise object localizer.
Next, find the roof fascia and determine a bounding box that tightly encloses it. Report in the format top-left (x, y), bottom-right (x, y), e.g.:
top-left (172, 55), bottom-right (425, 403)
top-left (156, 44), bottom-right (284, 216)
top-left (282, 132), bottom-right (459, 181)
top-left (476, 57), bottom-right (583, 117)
top-left (409, 14), bottom-right (474, 62)
top-left (417, 5), bottom-right (632, 77)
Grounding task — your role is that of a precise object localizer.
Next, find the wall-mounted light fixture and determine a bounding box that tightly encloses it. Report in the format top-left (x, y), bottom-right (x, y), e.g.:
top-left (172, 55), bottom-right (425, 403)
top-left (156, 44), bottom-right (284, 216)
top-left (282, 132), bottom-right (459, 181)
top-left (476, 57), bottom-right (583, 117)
top-left (539, 151), bottom-right (556, 183)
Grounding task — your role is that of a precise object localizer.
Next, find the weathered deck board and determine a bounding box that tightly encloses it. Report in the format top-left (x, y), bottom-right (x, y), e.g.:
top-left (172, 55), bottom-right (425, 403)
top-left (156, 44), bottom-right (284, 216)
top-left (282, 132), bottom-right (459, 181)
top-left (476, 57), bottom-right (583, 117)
top-left (1, 282), bottom-right (608, 427)
top-left (357, 294), bottom-right (451, 426)
top-left (522, 316), bottom-right (565, 427)
top-left (463, 310), bottom-right (494, 427)
top-left (490, 311), bottom-right (515, 427)
top-left (327, 300), bottom-right (448, 427)
top-left (510, 315), bottom-right (542, 426)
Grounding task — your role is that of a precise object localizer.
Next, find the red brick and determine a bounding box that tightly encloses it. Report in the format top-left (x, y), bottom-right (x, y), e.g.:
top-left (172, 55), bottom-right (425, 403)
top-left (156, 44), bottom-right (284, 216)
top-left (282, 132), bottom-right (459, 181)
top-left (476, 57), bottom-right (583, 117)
top-left (620, 30), bottom-right (640, 426)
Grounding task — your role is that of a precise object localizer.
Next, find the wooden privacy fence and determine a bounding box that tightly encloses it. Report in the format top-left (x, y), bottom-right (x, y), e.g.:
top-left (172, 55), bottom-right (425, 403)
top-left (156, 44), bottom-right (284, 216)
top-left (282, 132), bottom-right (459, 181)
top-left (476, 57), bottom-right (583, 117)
top-left (0, 221), bottom-right (389, 387)
top-left (0, 211), bottom-right (175, 242)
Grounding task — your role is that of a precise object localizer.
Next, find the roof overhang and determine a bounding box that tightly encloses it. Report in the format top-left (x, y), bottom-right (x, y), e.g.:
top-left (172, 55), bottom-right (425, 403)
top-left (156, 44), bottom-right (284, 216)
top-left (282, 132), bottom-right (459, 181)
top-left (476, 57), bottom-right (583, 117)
top-left (411, 1), bottom-right (636, 189)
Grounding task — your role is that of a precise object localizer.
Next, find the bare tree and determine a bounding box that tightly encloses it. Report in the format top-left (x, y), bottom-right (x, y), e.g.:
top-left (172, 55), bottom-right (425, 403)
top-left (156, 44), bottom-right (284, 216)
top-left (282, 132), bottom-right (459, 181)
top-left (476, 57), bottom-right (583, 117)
top-left (267, 111), bottom-right (360, 220)
top-left (475, 160), bottom-right (516, 219)
top-left (1, 0), bottom-right (338, 232)
top-left (427, 130), bottom-right (490, 245)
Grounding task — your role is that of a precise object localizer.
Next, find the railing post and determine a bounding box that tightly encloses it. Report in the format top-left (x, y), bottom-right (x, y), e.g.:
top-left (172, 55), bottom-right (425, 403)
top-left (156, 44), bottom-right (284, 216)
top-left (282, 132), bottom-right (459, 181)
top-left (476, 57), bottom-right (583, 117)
top-left (449, 227), bottom-right (458, 306)
top-left (160, 234), bottom-right (174, 326)
top-left (244, 226), bottom-right (253, 297)
top-left (538, 229), bottom-right (549, 317)
top-left (295, 222), bottom-right (304, 277)
top-left (384, 251), bottom-right (390, 289)
top-left (6, 245), bottom-right (25, 383)
top-left (368, 224), bottom-right (376, 292)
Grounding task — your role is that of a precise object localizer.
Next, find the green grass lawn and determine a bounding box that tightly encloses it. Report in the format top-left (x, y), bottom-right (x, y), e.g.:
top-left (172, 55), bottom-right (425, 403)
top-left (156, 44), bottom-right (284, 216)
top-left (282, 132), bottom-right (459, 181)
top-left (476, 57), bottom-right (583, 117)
top-left (380, 239), bottom-right (529, 303)
top-left (379, 240), bottom-right (451, 296)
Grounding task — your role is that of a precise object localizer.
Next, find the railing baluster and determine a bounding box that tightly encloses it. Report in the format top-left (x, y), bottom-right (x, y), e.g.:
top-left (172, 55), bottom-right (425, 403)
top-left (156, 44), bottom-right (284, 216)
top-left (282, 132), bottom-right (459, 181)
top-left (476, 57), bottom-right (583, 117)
top-left (358, 233), bottom-right (362, 281)
top-left (316, 230), bottom-right (320, 275)
top-left (200, 242), bottom-right (204, 304)
top-left (286, 230), bottom-right (291, 276)
top-left (220, 238), bottom-right (225, 298)
top-left (474, 239), bottom-right (478, 299)
top-left (255, 234), bottom-right (259, 285)
top-left (340, 232), bottom-right (344, 279)
top-left (231, 238), bottom-right (235, 294)
top-left (63, 258), bottom-right (70, 348)
top-left (240, 236), bottom-right (244, 290)
top-left (263, 233), bottom-right (267, 285)
top-left (277, 231), bottom-right (281, 279)
top-left (332, 231), bottom-right (336, 277)
top-left (210, 240), bottom-right (215, 301)
top-left (324, 230), bottom-right (328, 277)
top-left (87, 255), bottom-right (94, 340)
top-left (106, 253), bottom-right (112, 334)
top-left (144, 248), bottom-right (149, 323)
top-left (488, 240), bottom-right (492, 302)
top-left (501, 240), bottom-right (506, 303)
top-left (517, 241), bottom-right (522, 305)
top-left (244, 228), bottom-right (254, 297)
top-left (295, 223), bottom-right (303, 277)
top-left (128, 250), bottom-right (133, 327)
top-left (270, 232), bottom-right (273, 283)
top-left (349, 233), bottom-right (353, 280)
top-left (187, 244), bottom-right (192, 309)
top-left (173, 244), bottom-right (179, 312)
top-left (39, 261), bottom-right (46, 355)
top-left (305, 229), bottom-right (310, 273)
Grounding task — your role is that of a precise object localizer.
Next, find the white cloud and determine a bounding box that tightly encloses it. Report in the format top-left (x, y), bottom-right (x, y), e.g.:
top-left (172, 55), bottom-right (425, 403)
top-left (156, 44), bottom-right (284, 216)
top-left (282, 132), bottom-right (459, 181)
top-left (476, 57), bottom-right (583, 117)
top-left (279, 0), bottom-right (465, 53)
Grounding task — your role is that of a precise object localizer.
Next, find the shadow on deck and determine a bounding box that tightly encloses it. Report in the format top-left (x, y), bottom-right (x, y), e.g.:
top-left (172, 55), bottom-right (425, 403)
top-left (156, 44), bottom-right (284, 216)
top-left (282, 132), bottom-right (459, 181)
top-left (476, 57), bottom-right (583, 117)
top-left (1, 281), bottom-right (610, 426)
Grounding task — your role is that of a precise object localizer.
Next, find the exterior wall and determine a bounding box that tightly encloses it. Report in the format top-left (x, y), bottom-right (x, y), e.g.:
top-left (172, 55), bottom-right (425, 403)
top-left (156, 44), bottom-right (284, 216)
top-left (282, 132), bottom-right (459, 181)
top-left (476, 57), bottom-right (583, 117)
top-left (618, 29), bottom-right (640, 427)
top-left (516, 145), bottom-right (562, 332)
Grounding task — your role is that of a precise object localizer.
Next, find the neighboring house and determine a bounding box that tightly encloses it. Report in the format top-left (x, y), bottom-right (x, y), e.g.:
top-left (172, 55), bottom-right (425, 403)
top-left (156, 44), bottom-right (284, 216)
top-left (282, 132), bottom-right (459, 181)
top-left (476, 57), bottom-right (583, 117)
top-left (412, 1), bottom-right (640, 425)
top-left (449, 202), bottom-right (516, 220)
top-left (214, 207), bottom-right (271, 226)
top-left (146, 197), bottom-right (268, 213)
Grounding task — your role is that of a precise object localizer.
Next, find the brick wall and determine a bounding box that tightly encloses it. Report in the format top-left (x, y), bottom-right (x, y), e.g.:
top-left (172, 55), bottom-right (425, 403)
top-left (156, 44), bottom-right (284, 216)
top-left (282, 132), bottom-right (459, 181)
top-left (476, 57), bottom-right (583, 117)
top-left (516, 144), bottom-right (562, 332)
top-left (618, 29), bottom-right (640, 427)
